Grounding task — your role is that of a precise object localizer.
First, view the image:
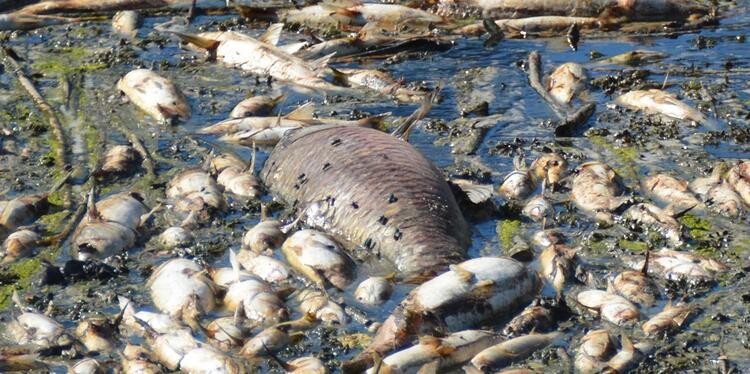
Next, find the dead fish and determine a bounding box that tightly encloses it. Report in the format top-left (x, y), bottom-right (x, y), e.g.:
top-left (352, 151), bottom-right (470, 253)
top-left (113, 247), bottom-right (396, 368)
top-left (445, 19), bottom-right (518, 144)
top-left (219, 251), bottom-right (288, 325)
top-left (242, 219), bottom-right (285, 253)
top-left (0, 193), bottom-right (51, 239)
top-left (355, 273), bottom-right (395, 306)
top-left (622, 203), bottom-right (683, 246)
top-left (608, 270), bottom-right (658, 307)
top-left (179, 347), bottom-right (244, 374)
top-left (705, 183), bottom-right (745, 217)
top-left (166, 169), bottom-right (226, 217)
top-left (236, 249), bottom-right (291, 283)
top-left (6, 308), bottom-right (73, 348)
top-left (0, 13), bottom-right (75, 31)
top-left (1, 229), bottom-right (41, 264)
top-left (0, 346), bottom-right (45, 372)
top-left (546, 63), bottom-right (587, 106)
top-left (630, 248), bottom-right (726, 282)
top-left (296, 289), bottom-right (347, 325)
top-left (19, 0), bottom-right (183, 15)
top-left (540, 244), bottom-right (577, 296)
top-left (574, 329), bottom-right (617, 374)
top-left (121, 344), bottom-right (161, 374)
top-left (101, 145), bottom-right (138, 175)
top-left (261, 100), bottom-right (471, 279)
top-left (531, 229), bottom-right (562, 248)
top-left (368, 330), bottom-right (503, 374)
top-left (456, 16), bottom-right (599, 36)
top-left (179, 29), bottom-right (304, 55)
top-left (230, 94), bottom-right (286, 118)
top-left (602, 335), bottom-right (653, 374)
top-left (147, 258), bottom-right (217, 328)
top-left (595, 50), bottom-right (668, 66)
top-left (522, 195), bottom-right (553, 223)
top-left (727, 160), bottom-right (750, 206)
top-left (576, 289), bottom-right (639, 325)
top-left (201, 104), bottom-right (387, 146)
top-left (159, 226), bottom-right (194, 248)
top-left (70, 358), bottom-right (102, 374)
top-left (504, 305), bottom-right (555, 336)
top-left (570, 161), bottom-right (628, 225)
top-left (499, 156), bottom-right (534, 200)
top-left (149, 328), bottom-right (200, 371)
top-left (117, 69), bottom-right (191, 123)
top-left (281, 356), bottom-right (328, 373)
top-left (530, 153), bottom-right (568, 189)
top-left (112, 10), bottom-right (140, 38)
top-left (689, 162), bottom-right (726, 196)
top-left (119, 296), bottom-right (185, 336)
top-left (348, 257), bottom-right (538, 371)
top-left (72, 191), bottom-right (150, 260)
top-left (642, 301), bottom-right (694, 335)
top-left (643, 174), bottom-right (700, 212)
top-left (163, 23), bottom-right (350, 93)
top-left (338, 67), bottom-right (427, 103)
top-left (211, 154), bottom-right (262, 199)
top-left (470, 332), bottom-right (561, 372)
top-left (616, 89), bottom-right (708, 125)
top-left (282, 229), bottom-right (355, 290)
top-left (240, 326), bottom-right (299, 357)
top-left (205, 316), bottom-right (252, 350)
top-left (75, 317), bottom-right (119, 353)
top-left (348, 3), bottom-right (444, 25)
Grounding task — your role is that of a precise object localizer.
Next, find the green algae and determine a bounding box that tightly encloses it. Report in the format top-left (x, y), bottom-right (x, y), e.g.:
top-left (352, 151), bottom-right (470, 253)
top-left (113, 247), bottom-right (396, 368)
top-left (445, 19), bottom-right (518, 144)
top-left (497, 219), bottom-right (521, 250)
top-left (618, 239), bottom-right (648, 252)
top-left (587, 134), bottom-right (640, 182)
top-left (32, 47), bottom-right (107, 75)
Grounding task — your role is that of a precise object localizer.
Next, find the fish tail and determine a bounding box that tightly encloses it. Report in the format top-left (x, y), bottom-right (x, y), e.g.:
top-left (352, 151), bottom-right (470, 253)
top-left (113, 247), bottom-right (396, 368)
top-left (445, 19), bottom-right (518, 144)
top-left (155, 23), bottom-right (220, 54)
top-left (357, 112), bottom-right (391, 128)
top-left (391, 85), bottom-right (441, 141)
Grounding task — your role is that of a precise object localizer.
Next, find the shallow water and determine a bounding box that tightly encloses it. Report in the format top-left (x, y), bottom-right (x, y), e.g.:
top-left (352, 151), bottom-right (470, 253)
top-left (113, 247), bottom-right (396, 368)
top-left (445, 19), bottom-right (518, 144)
top-left (2, 1), bottom-right (750, 373)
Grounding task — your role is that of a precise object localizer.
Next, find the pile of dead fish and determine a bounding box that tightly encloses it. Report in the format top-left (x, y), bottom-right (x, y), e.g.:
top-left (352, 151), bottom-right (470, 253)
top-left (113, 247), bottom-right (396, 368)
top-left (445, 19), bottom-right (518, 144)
top-left (0, 0), bottom-right (743, 373)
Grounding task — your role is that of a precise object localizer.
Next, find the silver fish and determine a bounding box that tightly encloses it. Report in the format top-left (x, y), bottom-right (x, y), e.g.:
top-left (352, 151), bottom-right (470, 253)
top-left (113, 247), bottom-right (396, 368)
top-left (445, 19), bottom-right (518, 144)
top-left (576, 289), bottom-right (639, 326)
top-left (499, 156), bottom-right (534, 200)
top-left (112, 10), bottom-right (141, 38)
top-left (354, 274), bottom-right (395, 306)
top-left (616, 89), bottom-right (707, 125)
top-left (117, 69), bottom-right (191, 123)
top-left (469, 332), bottom-right (561, 372)
top-left (282, 229), bottom-right (355, 290)
top-left (642, 301), bottom-right (694, 335)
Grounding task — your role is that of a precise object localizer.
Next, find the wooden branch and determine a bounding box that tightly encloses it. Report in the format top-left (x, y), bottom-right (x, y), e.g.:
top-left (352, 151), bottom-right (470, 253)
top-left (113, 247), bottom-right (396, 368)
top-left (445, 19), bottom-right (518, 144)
top-left (527, 50), bottom-right (567, 119)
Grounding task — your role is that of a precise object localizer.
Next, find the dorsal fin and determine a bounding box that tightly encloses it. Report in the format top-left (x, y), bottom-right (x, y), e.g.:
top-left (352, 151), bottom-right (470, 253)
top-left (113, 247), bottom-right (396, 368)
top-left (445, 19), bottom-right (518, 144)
top-left (450, 264), bottom-right (474, 283)
top-left (285, 102), bottom-right (315, 121)
top-left (309, 52), bottom-right (337, 73)
top-left (157, 26), bottom-right (220, 54)
top-left (259, 23), bottom-right (284, 46)
top-left (229, 249), bottom-right (240, 282)
top-left (86, 187), bottom-right (102, 222)
top-left (391, 86), bottom-right (440, 141)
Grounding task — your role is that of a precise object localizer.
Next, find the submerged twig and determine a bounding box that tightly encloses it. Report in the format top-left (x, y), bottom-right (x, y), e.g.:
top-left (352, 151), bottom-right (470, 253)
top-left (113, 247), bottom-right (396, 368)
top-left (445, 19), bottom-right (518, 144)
top-left (554, 102), bottom-right (595, 137)
top-left (1, 46), bottom-right (71, 208)
top-left (527, 50), bottom-right (567, 119)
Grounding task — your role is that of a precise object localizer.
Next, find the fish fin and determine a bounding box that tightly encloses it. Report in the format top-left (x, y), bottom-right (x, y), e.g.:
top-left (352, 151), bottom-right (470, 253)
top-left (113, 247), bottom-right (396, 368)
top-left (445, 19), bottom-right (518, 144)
top-left (471, 279), bottom-right (495, 299)
top-left (285, 102), bottom-right (315, 121)
top-left (482, 18), bottom-right (503, 47)
top-left (319, 2), bottom-right (360, 18)
top-left (229, 248), bottom-right (240, 282)
top-left (329, 66), bottom-right (350, 87)
top-left (309, 52), bottom-right (337, 73)
top-left (672, 305), bottom-right (695, 327)
top-left (391, 85), bottom-right (440, 141)
top-left (419, 336), bottom-right (456, 356)
top-left (259, 23), bottom-right (284, 46)
top-left (620, 334), bottom-right (634, 352)
top-left (449, 264), bottom-right (474, 283)
top-left (262, 342), bottom-right (295, 371)
top-left (449, 179), bottom-right (494, 204)
top-left (383, 272), bottom-right (397, 283)
top-left (357, 112), bottom-right (390, 128)
top-left (85, 187), bottom-right (101, 222)
top-left (272, 93), bottom-right (288, 106)
top-left (159, 27), bottom-right (220, 54)
top-left (513, 155), bottom-right (527, 170)
top-left (664, 202), bottom-right (695, 218)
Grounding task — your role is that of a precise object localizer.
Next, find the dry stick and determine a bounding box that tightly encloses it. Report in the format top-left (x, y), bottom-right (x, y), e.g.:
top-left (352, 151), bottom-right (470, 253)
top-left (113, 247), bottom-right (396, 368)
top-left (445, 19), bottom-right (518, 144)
top-left (1, 47), bottom-right (72, 208)
top-left (527, 50), bottom-right (567, 119)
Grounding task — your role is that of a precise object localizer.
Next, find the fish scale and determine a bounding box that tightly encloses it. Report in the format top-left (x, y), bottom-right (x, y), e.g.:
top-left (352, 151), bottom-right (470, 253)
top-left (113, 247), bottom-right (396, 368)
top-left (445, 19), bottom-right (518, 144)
top-left (262, 125), bottom-right (470, 278)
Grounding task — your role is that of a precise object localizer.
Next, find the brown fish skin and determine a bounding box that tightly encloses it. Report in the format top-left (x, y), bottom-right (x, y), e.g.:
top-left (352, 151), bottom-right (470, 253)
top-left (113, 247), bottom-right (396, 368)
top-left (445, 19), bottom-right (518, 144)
top-left (261, 125), bottom-right (471, 279)
top-left (642, 302), bottom-right (694, 335)
top-left (727, 160), bottom-right (750, 207)
top-left (570, 162), bottom-right (628, 225)
top-left (643, 174), bottom-right (701, 212)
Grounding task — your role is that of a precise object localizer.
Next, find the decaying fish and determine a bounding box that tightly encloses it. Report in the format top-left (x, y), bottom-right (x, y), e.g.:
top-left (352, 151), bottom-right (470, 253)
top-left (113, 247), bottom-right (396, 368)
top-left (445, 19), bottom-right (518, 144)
top-left (0, 193), bottom-right (51, 239)
top-left (522, 195), bottom-right (553, 223)
top-left (0, 13), bottom-right (76, 31)
top-left (72, 191), bottom-right (150, 260)
top-left (205, 316), bottom-right (252, 349)
top-left (547, 63), bottom-right (587, 106)
top-left (642, 302), bottom-right (694, 335)
top-left (499, 156), bottom-right (534, 200)
top-left (112, 10), bottom-right (140, 38)
top-left (164, 24), bottom-right (350, 93)
top-left (279, 356), bottom-right (327, 374)
top-left (602, 335), bottom-right (652, 374)
top-left (688, 164), bottom-right (745, 216)
top-left (456, 16), bottom-right (599, 36)
top-left (574, 329), bottom-right (617, 374)
top-left (531, 229), bottom-right (562, 248)
top-left (576, 289), bottom-right (639, 325)
top-left (282, 229), bottom-right (355, 290)
top-left (504, 304), bottom-right (554, 336)
top-left (469, 332), bottom-right (561, 372)
top-left (630, 248), bottom-right (726, 282)
top-left (211, 153), bottom-right (262, 199)
top-left (230, 94), bottom-right (286, 118)
top-left (608, 269), bottom-right (658, 307)
top-left (100, 145), bottom-right (138, 175)
top-left (643, 174), bottom-right (700, 212)
top-left (201, 104), bottom-right (387, 146)
top-left (0, 347), bottom-right (44, 372)
top-left (242, 215), bottom-right (285, 253)
top-left (119, 296), bottom-right (185, 336)
top-left (727, 160), bottom-right (750, 206)
top-left (570, 161), bottom-right (628, 225)
top-left (347, 257), bottom-right (538, 371)
top-left (272, 1), bottom-right (443, 28)
top-left (296, 289), bottom-right (347, 325)
top-left (121, 344), bottom-right (161, 374)
top-left (355, 273), bottom-right (395, 306)
top-left (70, 358), bottom-right (101, 374)
top-left (166, 169), bottom-right (226, 218)
top-left (368, 330), bottom-right (502, 374)
top-left (117, 69), bottom-right (191, 123)
top-left (616, 89), bottom-right (708, 125)
top-left (236, 249), bottom-right (291, 283)
top-left (75, 317), bottom-right (119, 353)
top-left (159, 225), bottom-right (194, 249)
top-left (148, 328), bottom-right (199, 371)
top-left (594, 50), bottom-right (668, 66)
top-left (1, 229), bottom-right (41, 264)
top-left (147, 258), bottom-right (217, 328)
top-left (220, 250), bottom-right (288, 325)
top-left (540, 244), bottom-right (577, 296)
top-left (531, 153), bottom-right (567, 189)
top-left (179, 346), bottom-right (244, 374)
top-left (6, 303), bottom-right (73, 348)
top-left (240, 326), bottom-right (299, 357)
top-left (338, 67), bottom-right (427, 103)
top-left (622, 203), bottom-right (683, 246)
top-left (18, 0), bottom-right (185, 15)
top-left (261, 101), bottom-right (471, 278)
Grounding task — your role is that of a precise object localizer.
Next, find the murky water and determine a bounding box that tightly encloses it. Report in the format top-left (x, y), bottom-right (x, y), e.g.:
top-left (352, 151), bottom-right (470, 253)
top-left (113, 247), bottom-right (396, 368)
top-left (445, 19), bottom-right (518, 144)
top-left (2, 1), bottom-right (750, 373)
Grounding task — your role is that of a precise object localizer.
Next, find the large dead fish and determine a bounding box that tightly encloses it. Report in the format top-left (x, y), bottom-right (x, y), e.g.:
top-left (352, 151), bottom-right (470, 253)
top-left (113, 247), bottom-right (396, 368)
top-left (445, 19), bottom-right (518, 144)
top-left (117, 69), bottom-right (191, 123)
top-left (18, 0), bottom-right (187, 14)
top-left (616, 89), bottom-right (710, 126)
top-left (260, 97), bottom-right (471, 279)
top-left (456, 16), bottom-right (600, 36)
top-left (0, 13), bottom-right (76, 31)
top-left (345, 257), bottom-right (538, 372)
top-left (469, 332), bottom-right (561, 372)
